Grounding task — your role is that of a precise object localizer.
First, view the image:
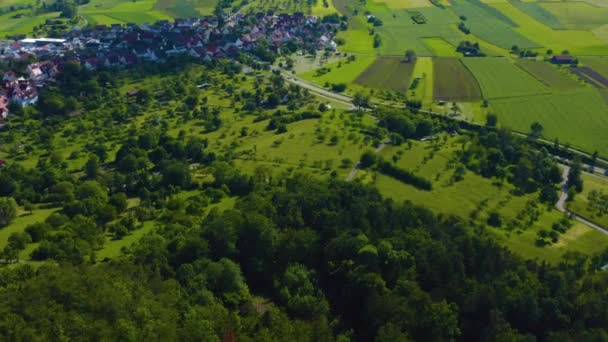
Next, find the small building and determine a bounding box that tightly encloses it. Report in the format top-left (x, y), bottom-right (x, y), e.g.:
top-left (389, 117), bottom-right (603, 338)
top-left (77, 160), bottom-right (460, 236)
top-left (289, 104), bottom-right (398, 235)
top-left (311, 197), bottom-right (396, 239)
top-left (0, 160), bottom-right (5, 168)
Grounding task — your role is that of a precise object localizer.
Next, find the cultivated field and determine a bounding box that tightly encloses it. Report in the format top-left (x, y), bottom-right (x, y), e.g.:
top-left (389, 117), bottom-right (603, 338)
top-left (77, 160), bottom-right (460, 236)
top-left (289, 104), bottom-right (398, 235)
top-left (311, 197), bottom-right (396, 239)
top-left (463, 57), bottom-right (549, 99)
top-left (354, 57), bottom-right (415, 92)
top-left (433, 58), bottom-right (481, 102)
top-left (540, 2), bottom-right (608, 30)
top-left (491, 89), bottom-right (608, 155)
top-left (298, 55), bottom-right (376, 91)
top-left (81, 0), bottom-right (173, 25)
top-left (516, 59), bottom-right (581, 90)
top-left (581, 57), bottom-right (608, 79)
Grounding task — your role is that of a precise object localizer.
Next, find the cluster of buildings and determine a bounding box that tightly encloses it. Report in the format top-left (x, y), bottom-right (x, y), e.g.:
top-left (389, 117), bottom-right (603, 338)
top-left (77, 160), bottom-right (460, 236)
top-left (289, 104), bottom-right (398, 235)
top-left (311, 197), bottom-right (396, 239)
top-left (0, 12), bottom-right (340, 119)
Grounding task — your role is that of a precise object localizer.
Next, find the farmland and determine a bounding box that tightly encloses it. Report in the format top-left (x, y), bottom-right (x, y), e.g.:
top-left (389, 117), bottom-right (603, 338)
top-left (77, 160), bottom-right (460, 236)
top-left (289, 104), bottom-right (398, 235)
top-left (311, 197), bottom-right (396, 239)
top-left (516, 59), bottom-right (581, 90)
top-left (462, 57), bottom-right (549, 99)
top-left (353, 57), bottom-right (415, 92)
top-left (432, 58), bottom-right (481, 102)
top-left (491, 89), bottom-right (608, 154)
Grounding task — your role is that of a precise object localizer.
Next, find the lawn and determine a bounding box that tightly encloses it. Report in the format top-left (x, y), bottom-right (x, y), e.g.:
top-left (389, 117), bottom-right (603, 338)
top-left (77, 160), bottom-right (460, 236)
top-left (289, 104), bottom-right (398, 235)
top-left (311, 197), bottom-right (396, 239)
top-left (510, 0), bottom-right (564, 30)
top-left (0, 11), bottom-right (60, 37)
top-left (422, 38), bottom-right (460, 57)
top-left (568, 174), bottom-right (608, 229)
top-left (433, 57), bottom-right (481, 101)
top-left (354, 57), bottom-right (415, 92)
top-left (367, 137), bottom-right (608, 263)
top-left (463, 57), bottom-right (549, 99)
top-left (516, 59), bottom-right (581, 90)
top-left (81, 0), bottom-right (173, 24)
top-left (490, 89), bottom-right (608, 156)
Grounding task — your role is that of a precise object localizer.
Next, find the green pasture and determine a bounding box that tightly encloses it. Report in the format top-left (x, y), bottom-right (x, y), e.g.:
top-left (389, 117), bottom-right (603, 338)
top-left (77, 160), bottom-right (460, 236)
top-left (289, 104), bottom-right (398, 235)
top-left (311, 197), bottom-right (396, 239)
top-left (462, 57), bottom-right (549, 99)
top-left (408, 56), bottom-right (433, 105)
top-left (491, 2), bottom-right (608, 55)
top-left (568, 174), bottom-right (608, 229)
top-left (299, 55), bottom-right (376, 88)
top-left (82, 0), bottom-right (172, 24)
top-left (516, 59), bottom-right (581, 90)
top-left (433, 57), bottom-right (481, 102)
top-left (510, 0), bottom-right (563, 30)
top-left (422, 38), bottom-right (460, 57)
top-left (354, 57), bottom-right (415, 92)
top-left (490, 89), bottom-right (608, 156)
top-left (540, 2), bottom-right (608, 30)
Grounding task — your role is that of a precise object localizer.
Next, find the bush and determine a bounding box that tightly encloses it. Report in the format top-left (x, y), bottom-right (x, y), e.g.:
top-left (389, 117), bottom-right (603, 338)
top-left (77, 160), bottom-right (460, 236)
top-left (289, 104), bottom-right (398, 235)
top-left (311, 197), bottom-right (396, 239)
top-left (378, 161), bottom-right (432, 191)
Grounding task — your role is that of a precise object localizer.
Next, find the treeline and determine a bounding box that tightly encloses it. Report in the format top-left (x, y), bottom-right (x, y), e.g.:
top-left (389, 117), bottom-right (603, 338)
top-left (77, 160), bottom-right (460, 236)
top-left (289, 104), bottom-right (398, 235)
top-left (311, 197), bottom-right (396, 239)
top-left (462, 128), bottom-right (562, 201)
top-left (378, 161), bottom-right (432, 190)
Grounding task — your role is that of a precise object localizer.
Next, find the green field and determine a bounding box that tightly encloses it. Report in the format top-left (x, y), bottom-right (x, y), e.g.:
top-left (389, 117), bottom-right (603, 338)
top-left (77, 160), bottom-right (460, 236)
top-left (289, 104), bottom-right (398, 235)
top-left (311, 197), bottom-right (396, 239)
top-left (492, 2), bottom-right (608, 55)
top-left (516, 59), bottom-right (581, 90)
top-left (449, 0), bottom-right (541, 50)
top-left (580, 57), bottom-right (608, 79)
top-left (462, 57), bottom-right (549, 99)
top-left (568, 174), bottom-right (608, 229)
top-left (82, 0), bottom-right (172, 25)
top-left (353, 57), bottom-right (415, 92)
top-left (432, 57), bottom-right (481, 101)
top-left (299, 55), bottom-right (376, 91)
top-left (491, 89), bottom-right (608, 155)
top-left (540, 2), bottom-right (608, 30)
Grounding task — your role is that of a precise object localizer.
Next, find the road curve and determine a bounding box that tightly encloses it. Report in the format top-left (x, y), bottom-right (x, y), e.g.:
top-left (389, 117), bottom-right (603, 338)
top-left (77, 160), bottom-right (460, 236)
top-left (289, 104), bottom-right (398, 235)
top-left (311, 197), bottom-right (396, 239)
top-left (556, 165), bottom-right (608, 235)
top-left (346, 140), bottom-right (389, 181)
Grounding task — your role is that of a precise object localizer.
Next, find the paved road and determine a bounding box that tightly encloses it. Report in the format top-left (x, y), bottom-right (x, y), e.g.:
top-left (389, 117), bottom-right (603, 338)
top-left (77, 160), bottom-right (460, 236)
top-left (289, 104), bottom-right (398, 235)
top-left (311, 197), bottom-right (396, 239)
top-left (346, 139), bottom-right (389, 181)
top-left (556, 165), bottom-right (608, 235)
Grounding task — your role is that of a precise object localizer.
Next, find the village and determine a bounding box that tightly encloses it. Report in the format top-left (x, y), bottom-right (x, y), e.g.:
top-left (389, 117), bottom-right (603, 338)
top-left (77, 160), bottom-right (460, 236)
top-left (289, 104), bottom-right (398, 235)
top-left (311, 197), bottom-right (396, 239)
top-left (0, 12), bottom-right (341, 120)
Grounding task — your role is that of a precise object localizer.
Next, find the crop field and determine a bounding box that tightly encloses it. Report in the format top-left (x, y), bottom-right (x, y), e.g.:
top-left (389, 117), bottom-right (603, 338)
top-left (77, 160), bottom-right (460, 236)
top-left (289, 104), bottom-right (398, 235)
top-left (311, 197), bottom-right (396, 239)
top-left (510, 0), bottom-right (564, 29)
top-left (432, 58), bottom-right (481, 101)
top-left (491, 89), bottom-right (608, 155)
top-left (540, 2), bottom-right (608, 30)
top-left (569, 67), bottom-right (608, 88)
top-left (462, 57), bottom-right (548, 99)
top-left (422, 38), bottom-right (460, 57)
top-left (372, 0), bottom-right (431, 9)
top-left (353, 57), bottom-right (415, 92)
top-left (449, 0), bottom-right (541, 50)
top-left (491, 2), bottom-right (608, 55)
top-left (581, 57), bottom-right (608, 79)
top-left (366, 137), bottom-right (608, 263)
top-left (409, 57), bottom-right (433, 104)
top-left (154, 0), bottom-right (218, 18)
top-left (516, 60), bottom-right (581, 90)
top-left (568, 174), bottom-right (608, 229)
top-left (82, 0), bottom-right (173, 25)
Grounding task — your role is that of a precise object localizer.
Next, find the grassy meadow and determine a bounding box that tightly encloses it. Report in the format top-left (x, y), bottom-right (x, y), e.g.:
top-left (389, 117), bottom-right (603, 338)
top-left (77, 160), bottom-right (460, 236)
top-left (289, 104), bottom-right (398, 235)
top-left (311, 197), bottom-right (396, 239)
top-left (568, 174), bottom-right (608, 229)
top-left (432, 58), bottom-right (481, 102)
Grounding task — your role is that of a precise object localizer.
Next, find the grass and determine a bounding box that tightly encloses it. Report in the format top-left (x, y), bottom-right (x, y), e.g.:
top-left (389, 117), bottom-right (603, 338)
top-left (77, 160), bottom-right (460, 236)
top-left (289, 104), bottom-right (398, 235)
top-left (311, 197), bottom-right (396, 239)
top-left (580, 57), bottom-right (608, 80)
top-left (510, 0), bottom-right (564, 30)
top-left (515, 59), bottom-right (581, 90)
top-left (365, 136), bottom-right (608, 263)
top-left (299, 55), bottom-right (376, 89)
top-left (81, 0), bottom-right (173, 25)
top-left (540, 2), bottom-right (608, 30)
top-left (353, 57), bottom-right (415, 92)
top-left (422, 38), bottom-right (460, 57)
top-left (337, 29), bottom-right (375, 54)
top-left (449, 0), bottom-right (541, 50)
top-left (490, 89), bottom-right (608, 156)
top-left (408, 57), bottom-right (433, 105)
top-left (432, 57), bottom-right (481, 102)
top-left (371, 0), bottom-right (431, 9)
top-left (568, 174), bottom-right (608, 229)
top-left (0, 208), bottom-right (57, 250)
top-left (462, 57), bottom-right (549, 99)
top-left (0, 10), bottom-right (60, 37)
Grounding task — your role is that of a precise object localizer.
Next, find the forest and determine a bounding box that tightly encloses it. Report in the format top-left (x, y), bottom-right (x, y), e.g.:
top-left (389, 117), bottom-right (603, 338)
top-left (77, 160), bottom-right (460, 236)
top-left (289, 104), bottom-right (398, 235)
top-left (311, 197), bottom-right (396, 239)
top-left (0, 55), bottom-right (607, 341)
